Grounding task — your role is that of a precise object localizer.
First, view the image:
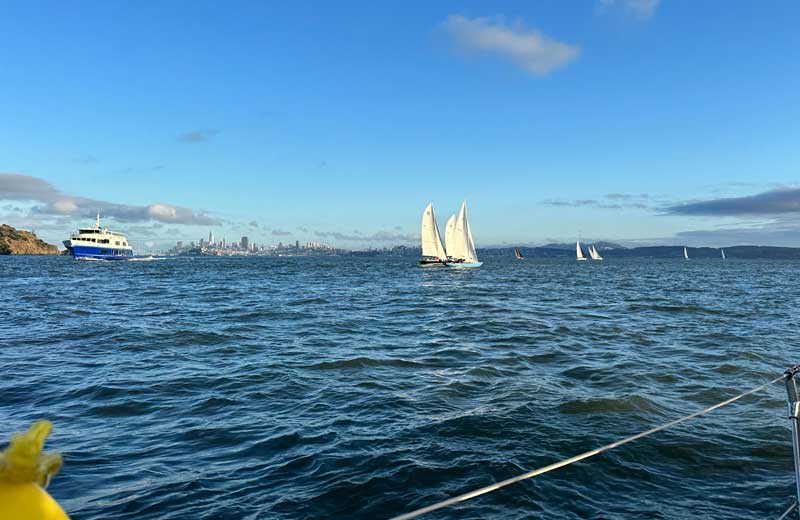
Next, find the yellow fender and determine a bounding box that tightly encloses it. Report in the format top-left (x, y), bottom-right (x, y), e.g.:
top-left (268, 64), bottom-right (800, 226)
top-left (0, 421), bottom-right (70, 520)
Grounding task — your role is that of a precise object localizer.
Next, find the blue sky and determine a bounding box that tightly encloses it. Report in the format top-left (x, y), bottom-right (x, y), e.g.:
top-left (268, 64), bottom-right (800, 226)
top-left (1, 0), bottom-right (799, 248)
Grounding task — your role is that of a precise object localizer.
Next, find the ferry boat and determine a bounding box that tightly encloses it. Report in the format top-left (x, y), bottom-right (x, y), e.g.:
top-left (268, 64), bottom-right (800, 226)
top-left (63, 214), bottom-right (134, 260)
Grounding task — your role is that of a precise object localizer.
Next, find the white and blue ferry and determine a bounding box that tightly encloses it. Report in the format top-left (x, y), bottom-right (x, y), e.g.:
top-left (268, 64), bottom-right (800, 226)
top-left (63, 214), bottom-right (134, 260)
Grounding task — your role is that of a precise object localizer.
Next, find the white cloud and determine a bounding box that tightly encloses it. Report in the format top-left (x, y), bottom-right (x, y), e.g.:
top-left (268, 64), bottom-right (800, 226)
top-left (0, 173), bottom-right (219, 225)
top-left (599, 0), bottom-right (660, 20)
top-left (441, 15), bottom-right (580, 76)
top-left (147, 204), bottom-right (178, 220)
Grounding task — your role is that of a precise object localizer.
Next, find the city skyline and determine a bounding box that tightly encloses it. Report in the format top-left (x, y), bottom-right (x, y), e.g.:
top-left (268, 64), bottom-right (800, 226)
top-left (1, 1), bottom-right (799, 248)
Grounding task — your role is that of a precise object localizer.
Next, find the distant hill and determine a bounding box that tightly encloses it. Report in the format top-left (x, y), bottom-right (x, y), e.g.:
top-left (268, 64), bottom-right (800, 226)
top-left (607, 245), bottom-right (800, 259)
top-left (540, 241), bottom-right (625, 251)
top-left (0, 224), bottom-right (60, 255)
top-left (480, 245), bottom-right (800, 260)
top-left (342, 244), bottom-right (800, 259)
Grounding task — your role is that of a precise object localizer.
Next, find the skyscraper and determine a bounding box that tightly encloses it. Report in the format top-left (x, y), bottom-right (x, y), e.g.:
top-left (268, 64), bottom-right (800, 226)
top-left (209, 231), bottom-right (214, 245)
top-left (240, 236), bottom-right (249, 250)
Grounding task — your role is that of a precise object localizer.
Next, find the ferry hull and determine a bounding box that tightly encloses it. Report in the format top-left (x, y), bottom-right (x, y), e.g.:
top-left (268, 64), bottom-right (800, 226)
top-left (66, 244), bottom-right (134, 261)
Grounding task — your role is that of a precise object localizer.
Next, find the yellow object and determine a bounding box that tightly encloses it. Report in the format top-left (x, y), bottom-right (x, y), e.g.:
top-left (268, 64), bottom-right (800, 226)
top-left (0, 421), bottom-right (70, 519)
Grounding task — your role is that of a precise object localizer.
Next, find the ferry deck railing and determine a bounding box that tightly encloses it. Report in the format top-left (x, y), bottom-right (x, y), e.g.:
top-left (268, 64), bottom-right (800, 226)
top-left (389, 365), bottom-right (800, 520)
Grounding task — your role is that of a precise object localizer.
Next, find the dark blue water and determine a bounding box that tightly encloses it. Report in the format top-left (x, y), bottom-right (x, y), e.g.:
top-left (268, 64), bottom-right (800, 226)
top-left (1, 256), bottom-right (798, 519)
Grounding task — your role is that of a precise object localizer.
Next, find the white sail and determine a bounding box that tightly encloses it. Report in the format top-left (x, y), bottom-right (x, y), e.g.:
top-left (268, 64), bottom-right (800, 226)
top-left (588, 245), bottom-right (603, 260)
top-left (684, 246), bottom-right (689, 259)
top-left (576, 240), bottom-right (586, 261)
top-left (420, 203), bottom-right (447, 261)
top-left (444, 214), bottom-right (456, 259)
top-left (450, 201), bottom-right (478, 263)
top-left (464, 203), bottom-right (478, 263)
top-left (721, 249), bottom-right (726, 260)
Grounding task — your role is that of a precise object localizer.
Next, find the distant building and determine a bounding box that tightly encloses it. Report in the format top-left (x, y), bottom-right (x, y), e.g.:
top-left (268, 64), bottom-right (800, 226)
top-left (295, 240), bottom-right (300, 250)
top-left (177, 241), bottom-right (183, 249)
top-left (199, 238), bottom-right (206, 248)
top-left (209, 231), bottom-right (214, 246)
top-left (240, 236), bottom-right (249, 250)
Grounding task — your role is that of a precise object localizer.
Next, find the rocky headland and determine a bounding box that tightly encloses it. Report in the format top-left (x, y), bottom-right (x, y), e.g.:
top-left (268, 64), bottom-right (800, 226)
top-left (0, 224), bottom-right (60, 255)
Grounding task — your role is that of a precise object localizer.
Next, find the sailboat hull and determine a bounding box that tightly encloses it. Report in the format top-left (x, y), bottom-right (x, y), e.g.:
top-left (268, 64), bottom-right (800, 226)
top-left (444, 262), bottom-right (482, 268)
top-left (419, 259), bottom-right (445, 266)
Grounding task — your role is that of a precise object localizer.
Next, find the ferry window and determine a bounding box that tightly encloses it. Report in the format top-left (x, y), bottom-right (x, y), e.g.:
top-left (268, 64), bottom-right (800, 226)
top-left (115, 241), bottom-right (120, 245)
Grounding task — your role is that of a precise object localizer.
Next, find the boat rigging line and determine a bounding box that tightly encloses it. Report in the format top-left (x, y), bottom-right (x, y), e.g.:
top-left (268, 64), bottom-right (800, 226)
top-left (390, 369), bottom-right (798, 520)
top-left (777, 500), bottom-right (798, 520)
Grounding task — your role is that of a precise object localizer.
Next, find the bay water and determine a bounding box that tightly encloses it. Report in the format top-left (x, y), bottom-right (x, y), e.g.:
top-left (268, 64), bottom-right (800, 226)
top-left (1, 256), bottom-right (797, 518)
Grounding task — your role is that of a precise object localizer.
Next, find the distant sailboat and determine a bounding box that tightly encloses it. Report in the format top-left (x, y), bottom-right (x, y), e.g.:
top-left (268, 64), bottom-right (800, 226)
top-left (514, 247), bottom-right (524, 260)
top-left (684, 247), bottom-right (689, 260)
top-left (444, 201), bottom-right (482, 268)
top-left (588, 245), bottom-right (603, 261)
top-left (576, 241), bottom-right (587, 261)
top-left (721, 249), bottom-right (726, 260)
top-left (419, 203), bottom-right (447, 266)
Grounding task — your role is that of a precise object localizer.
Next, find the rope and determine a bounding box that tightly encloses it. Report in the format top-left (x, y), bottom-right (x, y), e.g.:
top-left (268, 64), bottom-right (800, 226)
top-left (777, 500), bottom-right (797, 520)
top-left (390, 374), bottom-right (786, 520)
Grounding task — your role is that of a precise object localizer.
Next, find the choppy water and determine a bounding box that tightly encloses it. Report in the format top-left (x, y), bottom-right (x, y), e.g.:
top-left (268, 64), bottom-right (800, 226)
top-left (1, 256), bottom-right (798, 519)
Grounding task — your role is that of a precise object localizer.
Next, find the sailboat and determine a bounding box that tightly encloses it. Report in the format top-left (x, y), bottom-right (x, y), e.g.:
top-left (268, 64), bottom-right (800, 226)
top-left (721, 249), bottom-right (726, 260)
top-left (514, 247), bottom-right (524, 260)
top-left (419, 203), bottom-right (447, 266)
top-left (444, 201), bottom-right (482, 268)
top-left (683, 247), bottom-right (689, 260)
top-left (588, 245), bottom-right (603, 261)
top-left (576, 241), bottom-right (587, 261)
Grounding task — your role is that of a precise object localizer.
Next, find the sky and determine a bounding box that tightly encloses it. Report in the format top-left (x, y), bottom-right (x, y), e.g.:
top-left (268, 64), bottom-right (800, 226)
top-left (1, 0), bottom-right (799, 249)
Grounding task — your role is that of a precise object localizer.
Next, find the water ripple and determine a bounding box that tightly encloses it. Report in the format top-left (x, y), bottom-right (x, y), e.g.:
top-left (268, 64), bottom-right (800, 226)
top-left (0, 256), bottom-right (795, 519)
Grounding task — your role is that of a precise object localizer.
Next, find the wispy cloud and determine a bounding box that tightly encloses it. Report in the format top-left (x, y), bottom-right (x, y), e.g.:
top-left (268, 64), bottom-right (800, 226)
top-left (441, 15), bottom-right (580, 76)
top-left (0, 173), bottom-right (220, 225)
top-left (248, 221), bottom-right (260, 228)
top-left (598, 0), bottom-right (660, 20)
top-left (178, 129), bottom-right (218, 143)
top-left (272, 229), bottom-right (292, 236)
top-left (666, 188), bottom-right (800, 217)
top-left (315, 229), bottom-right (416, 243)
top-left (673, 218), bottom-right (800, 247)
top-left (543, 193), bottom-right (650, 209)
top-left (74, 155), bottom-right (98, 165)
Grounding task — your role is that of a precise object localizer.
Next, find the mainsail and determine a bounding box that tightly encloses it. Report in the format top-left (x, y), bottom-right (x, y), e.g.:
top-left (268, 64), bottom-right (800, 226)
top-left (721, 249), bottom-right (726, 260)
top-left (450, 201), bottom-right (479, 263)
top-left (576, 241), bottom-right (586, 261)
top-left (684, 247), bottom-right (689, 260)
top-left (420, 203), bottom-right (447, 261)
top-left (444, 214), bottom-right (456, 259)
